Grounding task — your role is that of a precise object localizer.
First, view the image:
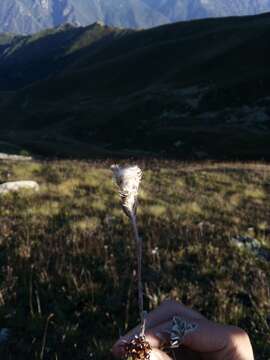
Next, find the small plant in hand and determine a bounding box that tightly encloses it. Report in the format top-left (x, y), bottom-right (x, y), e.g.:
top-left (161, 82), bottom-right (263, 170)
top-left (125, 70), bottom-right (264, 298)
top-left (111, 165), bottom-right (152, 360)
top-left (124, 335), bottom-right (152, 360)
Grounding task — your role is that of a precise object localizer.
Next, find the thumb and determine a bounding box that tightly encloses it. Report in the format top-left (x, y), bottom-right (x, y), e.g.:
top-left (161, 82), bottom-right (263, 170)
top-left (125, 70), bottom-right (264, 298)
top-left (150, 349), bottom-right (172, 360)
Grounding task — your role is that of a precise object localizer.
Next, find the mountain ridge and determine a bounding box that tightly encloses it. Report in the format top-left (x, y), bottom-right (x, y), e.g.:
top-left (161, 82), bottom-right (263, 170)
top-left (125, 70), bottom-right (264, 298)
top-left (0, 12), bottom-right (270, 159)
top-left (1, 0), bottom-right (270, 34)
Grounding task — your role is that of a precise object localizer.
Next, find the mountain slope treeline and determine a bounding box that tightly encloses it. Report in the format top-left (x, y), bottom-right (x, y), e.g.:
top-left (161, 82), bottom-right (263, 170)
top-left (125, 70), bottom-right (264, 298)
top-left (0, 13), bottom-right (270, 159)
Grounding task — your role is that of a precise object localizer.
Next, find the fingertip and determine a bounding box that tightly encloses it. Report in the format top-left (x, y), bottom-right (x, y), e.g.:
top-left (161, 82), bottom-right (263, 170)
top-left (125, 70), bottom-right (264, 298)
top-left (111, 339), bottom-right (126, 358)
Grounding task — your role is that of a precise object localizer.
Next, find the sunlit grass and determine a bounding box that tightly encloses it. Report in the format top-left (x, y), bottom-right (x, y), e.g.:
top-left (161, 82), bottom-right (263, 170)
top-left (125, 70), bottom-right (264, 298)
top-left (0, 160), bottom-right (269, 359)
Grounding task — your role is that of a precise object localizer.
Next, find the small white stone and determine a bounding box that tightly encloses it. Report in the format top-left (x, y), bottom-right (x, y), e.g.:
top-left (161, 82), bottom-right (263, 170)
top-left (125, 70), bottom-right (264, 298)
top-left (0, 181), bottom-right (39, 194)
top-left (0, 153), bottom-right (32, 161)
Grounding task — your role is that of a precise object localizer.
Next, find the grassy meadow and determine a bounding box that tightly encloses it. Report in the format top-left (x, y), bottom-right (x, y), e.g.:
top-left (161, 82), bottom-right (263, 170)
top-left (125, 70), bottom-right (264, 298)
top-left (0, 159), bottom-right (269, 359)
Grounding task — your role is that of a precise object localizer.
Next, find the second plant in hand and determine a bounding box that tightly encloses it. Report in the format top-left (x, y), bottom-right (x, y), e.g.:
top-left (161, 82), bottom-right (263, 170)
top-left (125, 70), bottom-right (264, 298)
top-left (111, 165), bottom-right (254, 360)
top-left (111, 164), bottom-right (151, 359)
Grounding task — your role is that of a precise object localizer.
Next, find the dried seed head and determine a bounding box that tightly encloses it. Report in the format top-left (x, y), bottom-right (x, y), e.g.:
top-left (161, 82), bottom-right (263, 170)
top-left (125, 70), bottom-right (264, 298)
top-left (124, 335), bottom-right (152, 360)
top-left (111, 165), bottom-right (142, 218)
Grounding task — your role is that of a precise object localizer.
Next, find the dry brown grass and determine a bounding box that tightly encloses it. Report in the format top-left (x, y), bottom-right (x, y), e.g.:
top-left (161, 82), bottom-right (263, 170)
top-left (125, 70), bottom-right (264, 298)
top-left (0, 160), bottom-right (269, 359)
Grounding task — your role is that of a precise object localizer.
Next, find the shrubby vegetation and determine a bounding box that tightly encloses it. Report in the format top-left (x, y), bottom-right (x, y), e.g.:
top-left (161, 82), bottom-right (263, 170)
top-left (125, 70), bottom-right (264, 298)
top-left (0, 160), bottom-right (269, 359)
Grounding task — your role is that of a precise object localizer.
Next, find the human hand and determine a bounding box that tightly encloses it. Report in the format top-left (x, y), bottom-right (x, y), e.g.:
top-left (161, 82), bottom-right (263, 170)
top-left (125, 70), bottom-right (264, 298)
top-left (112, 300), bottom-right (254, 360)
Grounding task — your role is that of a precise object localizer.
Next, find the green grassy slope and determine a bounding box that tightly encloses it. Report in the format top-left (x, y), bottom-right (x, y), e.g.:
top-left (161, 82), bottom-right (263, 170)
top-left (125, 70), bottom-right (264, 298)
top-left (0, 160), bottom-right (269, 359)
top-left (0, 23), bottom-right (126, 90)
top-left (0, 33), bottom-right (16, 45)
top-left (0, 14), bottom-right (270, 158)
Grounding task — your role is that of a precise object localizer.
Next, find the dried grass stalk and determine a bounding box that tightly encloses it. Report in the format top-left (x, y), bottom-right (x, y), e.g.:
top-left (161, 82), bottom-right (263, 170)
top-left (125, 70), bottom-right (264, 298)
top-left (111, 165), bottom-right (145, 332)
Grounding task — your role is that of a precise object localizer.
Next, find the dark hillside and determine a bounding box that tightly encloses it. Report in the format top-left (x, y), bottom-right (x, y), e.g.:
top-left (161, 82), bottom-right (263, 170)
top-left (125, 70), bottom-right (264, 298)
top-left (0, 23), bottom-right (126, 90)
top-left (0, 13), bottom-right (270, 159)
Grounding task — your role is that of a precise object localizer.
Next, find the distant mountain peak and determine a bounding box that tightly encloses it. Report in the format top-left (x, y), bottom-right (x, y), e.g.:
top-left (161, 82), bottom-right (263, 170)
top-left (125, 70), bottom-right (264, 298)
top-left (55, 22), bottom-right (79, 31)
top-left (94, 20), bottom-right (105, 27)
top-left (0, 0), bottom-right (270, 34)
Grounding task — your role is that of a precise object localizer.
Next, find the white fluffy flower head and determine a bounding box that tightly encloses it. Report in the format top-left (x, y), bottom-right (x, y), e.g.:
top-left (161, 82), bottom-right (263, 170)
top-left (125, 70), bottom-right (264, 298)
top-left (111, 165), bottom-right (142, 218)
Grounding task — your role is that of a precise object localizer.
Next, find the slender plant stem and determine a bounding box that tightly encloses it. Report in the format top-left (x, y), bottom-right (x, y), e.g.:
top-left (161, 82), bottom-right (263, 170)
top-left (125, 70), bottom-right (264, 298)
top-left (40, 313), bottom-right (54, 360)
top-left (131, 213), bottom-right (144, 329)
